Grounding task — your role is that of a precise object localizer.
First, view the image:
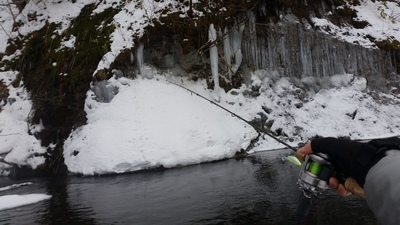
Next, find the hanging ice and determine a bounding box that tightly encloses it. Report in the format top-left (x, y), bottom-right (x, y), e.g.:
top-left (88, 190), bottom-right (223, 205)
top-left (230, 23), bottom-right (245, 74)
top-left (136, 42), bottom-right (144, 77)
top-left (240, 14), bottom-right (396, 88)
top-left (130, 51), bottom-right (134, 64)
top-left (209, 24), bottom-right (220, 99)
top-left (223, 27), bottom-right (232, 82)
top-left (92, 80), bottom-right (117, 103)
top-left (247, 12), bottom-right (258, 70)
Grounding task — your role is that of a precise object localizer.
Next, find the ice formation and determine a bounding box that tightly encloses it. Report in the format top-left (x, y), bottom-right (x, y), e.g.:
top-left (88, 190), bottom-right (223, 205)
top-left (209, 24), bottom-right (220, 98)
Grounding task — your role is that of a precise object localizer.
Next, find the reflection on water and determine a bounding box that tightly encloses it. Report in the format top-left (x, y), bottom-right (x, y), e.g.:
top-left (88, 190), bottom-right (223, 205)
top-left (0, 150), bottom-right (378, 225)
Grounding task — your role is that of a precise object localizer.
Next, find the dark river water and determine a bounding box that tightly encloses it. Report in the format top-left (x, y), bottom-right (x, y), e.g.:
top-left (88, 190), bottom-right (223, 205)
top-left (0, 149), bottom-right (378, 225)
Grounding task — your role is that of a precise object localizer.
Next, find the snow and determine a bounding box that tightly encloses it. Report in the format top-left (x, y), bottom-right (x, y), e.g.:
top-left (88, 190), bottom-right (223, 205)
top-left (61, 68), bottom-right (400, 175)
top-left (0, 71), bottom-right (46, 173)
top-left (64, 74), bottom-right (257, 175)
top-left (354, 1), bottom-right (400, 42)
top-left (0, 182), bottom-right (50, 211)
top-left (0, 194), bottom-right (51, 211)
top-left (0, 0), bottom-right (399, 177)
top-left (311, 1), bottom-right (400, 48)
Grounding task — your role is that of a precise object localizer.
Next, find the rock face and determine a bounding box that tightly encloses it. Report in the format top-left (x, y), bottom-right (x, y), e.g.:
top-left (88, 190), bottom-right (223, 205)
top-left (143, 2), bottom-right (400, 92)
top-left (1, 0), bottom-right (399, 175)
top-left (242, 21), bottom-right (397, 91)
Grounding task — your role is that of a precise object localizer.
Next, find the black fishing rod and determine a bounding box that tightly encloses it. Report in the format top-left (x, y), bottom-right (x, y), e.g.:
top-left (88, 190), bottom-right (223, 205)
top-left (168, 80), bottom-right (298, 152)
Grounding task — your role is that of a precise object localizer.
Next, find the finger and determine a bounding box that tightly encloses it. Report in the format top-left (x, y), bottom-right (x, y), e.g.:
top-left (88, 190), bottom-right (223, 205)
top-left (299, 141), bottom-right (313, 155)
top-left (329, 177), bottom-right (340, 189)
top-left (336, 183), bottom-right (352, 196)
top-left (329, 177), bottom-right (351, 196)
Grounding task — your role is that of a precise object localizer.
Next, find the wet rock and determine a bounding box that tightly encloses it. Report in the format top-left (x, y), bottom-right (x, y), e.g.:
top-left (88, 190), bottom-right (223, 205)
top-left (265, 120), bottom-right (274, 129)
top-left (112, 69), bottom-right (124, 78)
top-left (262, 106), bottom-right (272, 114)
top-left (274, 128), bottom-right (283, 136)
top-left (229, 90), bottom-right (240, 95)
top-left (163, 54), bottom-right (176, 69)
top-left (346, 110), bottom-right (357, 120)
top-left (294, 102), bottom-right (303, 108)
top-left (234, 149), bottom-right (248, 159)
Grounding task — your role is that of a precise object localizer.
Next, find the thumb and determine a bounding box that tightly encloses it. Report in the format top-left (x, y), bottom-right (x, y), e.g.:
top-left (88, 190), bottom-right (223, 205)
top-left (296, 141), bottom-right (313, 161)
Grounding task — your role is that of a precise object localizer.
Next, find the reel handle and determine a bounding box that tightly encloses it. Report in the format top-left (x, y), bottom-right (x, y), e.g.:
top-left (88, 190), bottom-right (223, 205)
top-left (296, 150), bottom-right (365, 199)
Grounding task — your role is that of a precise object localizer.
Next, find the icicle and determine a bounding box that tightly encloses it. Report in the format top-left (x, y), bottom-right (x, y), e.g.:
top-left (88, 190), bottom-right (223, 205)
top-left (237, 14), bottom-right (396, 88)
top-left (223, 27), bottom-right (232, 82)
top-left (231, 50), bottom-right (242, 74)
top-left (247, 11), bottom-right (258, 70)
top-left (130, 51), bottom-right (134, 64)
top-left (230, 26), bottom-right (240, 58)
top-left (230, 22), bottom-right (245, 76)
top-left (209, 24), bottom-right (220, 100)
top-left (136, 42), bottom-right (144, 77)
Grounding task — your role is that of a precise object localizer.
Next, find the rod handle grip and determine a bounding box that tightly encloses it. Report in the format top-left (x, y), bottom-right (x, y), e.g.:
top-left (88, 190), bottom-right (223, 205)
top-left (344, 177), bottom-right (365, 199)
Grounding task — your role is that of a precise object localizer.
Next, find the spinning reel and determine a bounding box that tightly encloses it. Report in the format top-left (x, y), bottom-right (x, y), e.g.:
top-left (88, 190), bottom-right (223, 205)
top-left (296, 153), bottom-right (335, 217)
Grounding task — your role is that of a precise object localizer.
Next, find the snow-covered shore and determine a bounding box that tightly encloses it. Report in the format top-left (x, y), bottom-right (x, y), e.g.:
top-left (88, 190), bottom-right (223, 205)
top-left (62, 70), bottom-right (400, 175)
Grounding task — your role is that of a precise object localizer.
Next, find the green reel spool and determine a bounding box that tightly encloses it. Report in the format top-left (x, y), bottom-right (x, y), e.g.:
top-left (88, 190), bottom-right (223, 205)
top-left (308, 161), bottom-right (322, 175)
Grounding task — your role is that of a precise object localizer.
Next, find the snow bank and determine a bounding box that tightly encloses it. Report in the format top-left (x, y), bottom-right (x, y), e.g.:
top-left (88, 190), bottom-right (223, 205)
top-left (64, 74), bottom-right (257, 175)
top-left (0, 72), bottom-right (46, 173)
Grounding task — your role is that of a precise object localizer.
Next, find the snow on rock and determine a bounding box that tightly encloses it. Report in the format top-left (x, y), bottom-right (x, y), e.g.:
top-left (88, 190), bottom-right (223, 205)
top-left (0, 72), bottom-right (46, 172)
top-left (312, 0), bottom-right (400, 48)
top-left (64, 75), bottom-right (257, 175)
top-left (354, 1), bottom-right (400, 42)
top-left (64, 69), bottom-right (400, 175)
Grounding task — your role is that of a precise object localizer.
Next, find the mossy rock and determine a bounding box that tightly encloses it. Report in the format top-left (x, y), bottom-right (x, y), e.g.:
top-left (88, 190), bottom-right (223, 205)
top-left (352, 19), bottom-right (370, 29)
top-left (336, 6), bottom-right (357, 18)
top-left (0, 81), bottom-right (9, 105)
top-left (375, 39), bottom-right (400, 51)
top-left (94, 69), bottom-right (111, 81)
top-left (3, 3), bottom-right (120, 174)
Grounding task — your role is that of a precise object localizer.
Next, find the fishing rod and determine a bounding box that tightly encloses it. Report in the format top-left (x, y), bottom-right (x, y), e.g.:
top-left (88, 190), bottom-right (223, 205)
top-left (168, 79), bottom-right (383, 218)
top-left (167, 80), bottom-right (298, 152)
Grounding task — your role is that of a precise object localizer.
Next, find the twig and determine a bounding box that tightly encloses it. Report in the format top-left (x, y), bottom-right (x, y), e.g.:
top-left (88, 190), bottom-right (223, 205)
top-left (0, 158), bottom-right (15, 166)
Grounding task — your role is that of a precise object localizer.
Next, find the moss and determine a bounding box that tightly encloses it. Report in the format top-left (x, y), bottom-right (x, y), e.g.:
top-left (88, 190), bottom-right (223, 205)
top-left (0, 81), bottom-right (9, 105)
top-left (4, 4), bottom-right (119, 174)
top-left (336, 6), bottom-right (357, 18)
top-left (331, 0), bottom-right (360, 6)
top-left (107, 48), bottom-right (134, 78)
top-left (375, 39), bottom-right (400, 51)
top-left (352, 19), bottom-right (369, 29)
top-left (144, 0), bottom-right (258, 53)
top-left (94, 69), bottom-right (111, 81)
top-left (11, 73), bottom-right (22, 88)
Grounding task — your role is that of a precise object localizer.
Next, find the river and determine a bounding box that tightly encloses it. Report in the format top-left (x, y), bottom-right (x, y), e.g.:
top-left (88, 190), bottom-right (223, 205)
top-left (0, 149), bottom-right (378, 225)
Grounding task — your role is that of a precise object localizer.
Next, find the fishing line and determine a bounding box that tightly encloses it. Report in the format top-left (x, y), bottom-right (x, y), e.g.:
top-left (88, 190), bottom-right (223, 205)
top-left (167, 80), bottom-right (298, 152)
